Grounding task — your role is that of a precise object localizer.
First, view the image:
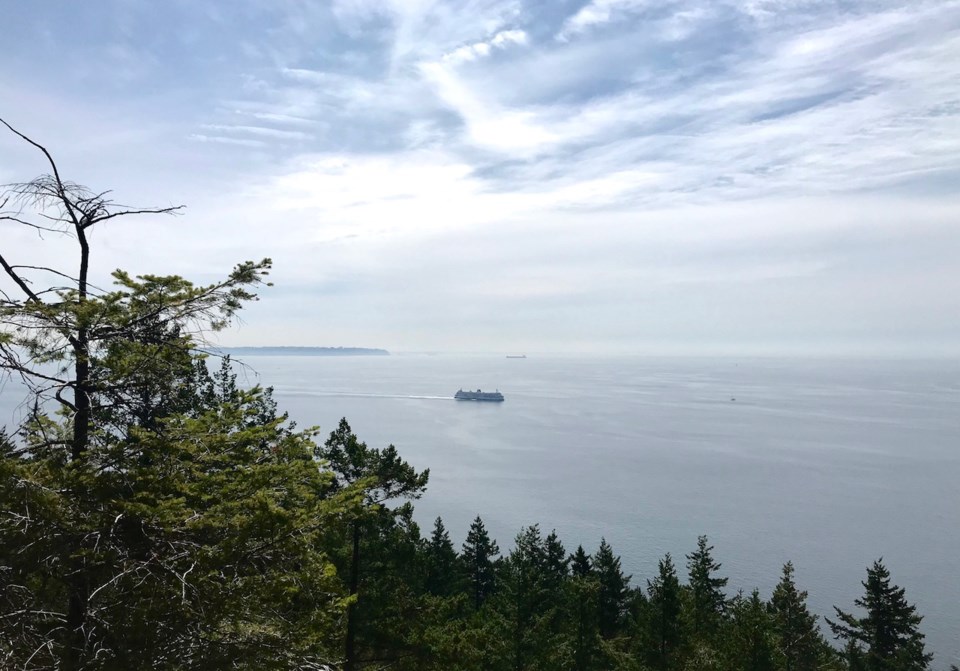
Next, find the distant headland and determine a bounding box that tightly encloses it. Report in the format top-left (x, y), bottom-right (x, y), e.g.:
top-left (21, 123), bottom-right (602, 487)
top-left (220, 347), bottom-right (389, 357)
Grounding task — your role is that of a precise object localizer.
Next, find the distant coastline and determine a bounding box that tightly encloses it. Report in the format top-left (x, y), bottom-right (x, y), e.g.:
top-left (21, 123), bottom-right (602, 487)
top-left (220, 347), bottom-right (389, 357)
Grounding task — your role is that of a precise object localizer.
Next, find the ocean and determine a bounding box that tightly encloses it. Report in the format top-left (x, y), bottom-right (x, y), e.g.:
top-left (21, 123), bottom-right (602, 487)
top-left (1, 354), bottom-right (958, 663)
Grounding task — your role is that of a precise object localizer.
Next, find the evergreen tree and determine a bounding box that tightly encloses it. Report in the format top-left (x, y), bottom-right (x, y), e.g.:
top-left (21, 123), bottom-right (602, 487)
top-left (350, 502), bottom-right (428, 669)
top-left (503, 524), bottom-right (552, 670)
top-left (770, 562), bottom-right (824, 671)
top-left (0, 319), bottom-right (348, 671)
top-left (827, 560), bottom-right (932, 671)
top-left (729, 589), bottom-right (775, 671)
top-left (541, 530), bottom-right (574, 665)
top-left (686, 535), bottom-right (728, 638)
top-left (571, 545), bottom-right (593, 578)
top-left (316, 418), bottom-right (429, 671)
top-left (462, 516), bottom-right (500, 610)
top-left (425, 517), bottom-right (463, 597)
top-left (647, 553), bottom-right (685, 671)
top-left (544, 530), bottom-right (570, 591)
top-left (595, 538), bottom-right (630, 639)
top-left (567, 545), bottom-right (601, 671)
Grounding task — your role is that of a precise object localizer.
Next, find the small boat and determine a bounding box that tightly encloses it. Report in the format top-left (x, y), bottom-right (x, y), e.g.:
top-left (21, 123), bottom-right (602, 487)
top-left (506, 354), bottom-right (527, 359)
top-left (455, 389), bottom-right (505, 402)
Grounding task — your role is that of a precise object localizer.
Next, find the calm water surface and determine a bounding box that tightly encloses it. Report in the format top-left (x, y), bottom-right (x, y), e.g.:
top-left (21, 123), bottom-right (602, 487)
top-left (2, 355), bottom-right (958, 663)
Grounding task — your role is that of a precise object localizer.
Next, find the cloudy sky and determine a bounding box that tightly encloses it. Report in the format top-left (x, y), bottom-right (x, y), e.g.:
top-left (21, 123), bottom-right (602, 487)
top-left (1, 0), bottom-right (959, 354)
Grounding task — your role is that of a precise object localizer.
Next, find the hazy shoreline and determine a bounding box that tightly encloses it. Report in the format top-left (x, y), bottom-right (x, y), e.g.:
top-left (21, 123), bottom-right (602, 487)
top-left (220, 346), bottom-right (389, 357)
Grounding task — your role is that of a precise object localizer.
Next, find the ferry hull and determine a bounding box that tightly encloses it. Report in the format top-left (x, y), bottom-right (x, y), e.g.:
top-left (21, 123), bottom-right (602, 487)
top-left (455, 389), bottom-right (504, 402)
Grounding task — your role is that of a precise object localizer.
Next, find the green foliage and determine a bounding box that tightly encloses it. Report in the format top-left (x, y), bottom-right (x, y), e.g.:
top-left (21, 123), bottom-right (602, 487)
top-left (686, 535), bottom-right (729, 639)
top-left (572, 545), bottom-right (592, 578)
top-left (827, 560), bottom-right (932, 671)
top-left (0, 377), bottom-right (349, 670)
top-left (595, 538), bottom-right (631, 640)
top-left (570, 575), bottom-right (602, 670)
top-left (462, 515), bottom-right (500, 611)
top-left (426, 517), bottom-right (464, 597)
top-left (0, 137), bottom-right (343, 669)
top-left (770, 562), bottom-right (827, 671)
top-left (647, 553), bottom-right (685, 671)
top-left (1, 260), bottom-right (272, 416)
top-left (317, 417), bottom-right (429, 503)
top-left (501, 524), bottom-right (555, 670)
top-left (314, 418), bottom-right (429, 670)
top-left (729, 590), bottom-right (776, 671)
top-left (544, 530), bottom-right (570, 591)
top-left (566, 546), bottom-right (604, 671)
top-left (346, 503), bottom-right (426, 668)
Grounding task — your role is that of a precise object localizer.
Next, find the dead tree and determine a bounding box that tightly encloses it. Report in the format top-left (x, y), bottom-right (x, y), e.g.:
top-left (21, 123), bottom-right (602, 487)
top-left (0, 118), bottom-right (270, 670)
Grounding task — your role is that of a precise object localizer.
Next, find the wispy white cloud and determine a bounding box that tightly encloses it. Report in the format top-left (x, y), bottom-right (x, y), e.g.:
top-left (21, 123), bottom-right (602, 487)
top-left (441, 28), bottom-right (528, 64)
top-left (416, 1), bottom-right (960, 193)
top-left (3, 0), bottom-right (960, 357)
top-left (558, 0), bottom-right (656, 41)
top-left (202, 124), bottom-right (313, 140)
top-left (188, 134), bottom-right (268, 148)
top-left (238, 111), bottom-right (317, 125)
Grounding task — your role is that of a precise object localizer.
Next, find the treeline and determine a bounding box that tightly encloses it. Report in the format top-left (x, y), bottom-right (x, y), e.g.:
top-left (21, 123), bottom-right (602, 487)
top-left (308, 411), bottom-right (939, 671)
top-left (0, 123), bottom-right (948, 670)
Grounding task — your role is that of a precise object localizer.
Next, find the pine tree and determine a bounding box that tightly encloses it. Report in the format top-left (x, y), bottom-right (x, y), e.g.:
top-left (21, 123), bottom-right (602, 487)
top-left (503, 525), bottom-right (550, 670)
top-left (770, 562), bottom-right (824, 671)
top-left (571, 545), bottom-right (592, 578)
top-left (730, 589), bottom-right (776, 671)
top-left (316, 418), bottom-right (429, 671)
top-left (686, 535), bottom-right (729, 639)
top-left (568, 546), bottom-right (600, 671)
top-left (594, 538), bottom-right (630, 639)
top-left (544, 530), bottom-right (570, 590)
top-left (647, 553), bottom-right (684, 671)
top-left (349, 501), bottom-right (428, 668)
top-left (461, 516), bottom-right (500, 610)
top-left (425, 517), bottom-right (462, 597)
top-left (827, 560), bottom-right (932, 671)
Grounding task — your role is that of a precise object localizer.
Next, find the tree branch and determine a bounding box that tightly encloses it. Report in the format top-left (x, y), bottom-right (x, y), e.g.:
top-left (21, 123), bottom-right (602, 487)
top-left (10, 265), bottom-right (84, 285)
top-left (0, 118), bottom-right (66, 189)
top-left (0, 250), bottom-right (41, 302)
top-left (88, 205), bottom-right (185, 228)
top-left (0, 117), bottom-right (83, 230)
top-left (0, 214), bottom-right (62, 234)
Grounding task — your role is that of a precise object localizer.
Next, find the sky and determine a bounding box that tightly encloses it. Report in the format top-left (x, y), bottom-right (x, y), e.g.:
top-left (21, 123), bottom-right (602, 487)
top-left (1, 0), bottom-right (959, 355)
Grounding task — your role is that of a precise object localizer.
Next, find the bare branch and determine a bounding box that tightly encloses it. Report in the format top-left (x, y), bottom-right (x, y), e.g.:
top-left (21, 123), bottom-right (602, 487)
top-left (74, 189), bottom-right (113, 209)
top-left (10, 265), bottom-right (83, 285)
top-left (0, 214), bottom-right (62, 234)
top-left (88, 205), bottom-right (185, 228)
top-left (0, 118), bottom-right (66, 189)
top-left (0, 117), bottom-right (83, 230)
top-left (0, 250), bottom-right (40, 302)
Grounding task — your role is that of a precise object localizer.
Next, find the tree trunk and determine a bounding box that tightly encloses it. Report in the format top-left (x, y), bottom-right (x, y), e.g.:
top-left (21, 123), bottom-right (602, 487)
top-left (65, 226), bottom-right (91, 671)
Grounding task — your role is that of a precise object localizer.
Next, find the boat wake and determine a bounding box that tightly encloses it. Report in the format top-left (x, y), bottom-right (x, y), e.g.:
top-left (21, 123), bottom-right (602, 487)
top-left (277, 390), bottom-right (453, 401)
